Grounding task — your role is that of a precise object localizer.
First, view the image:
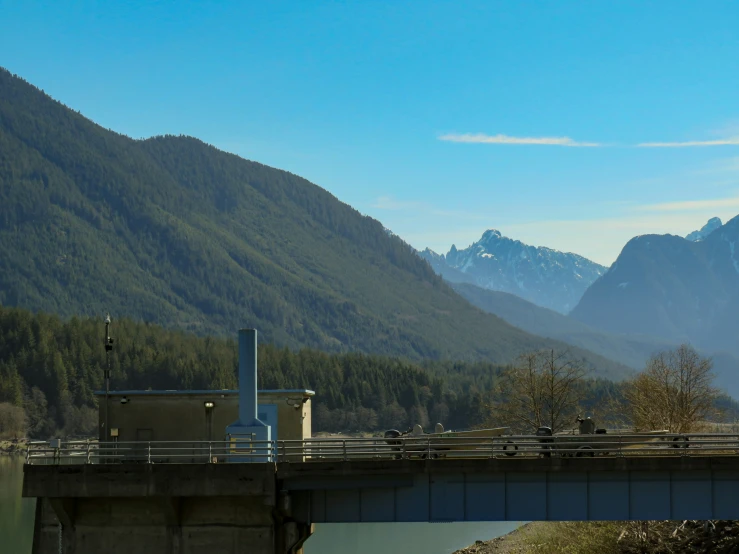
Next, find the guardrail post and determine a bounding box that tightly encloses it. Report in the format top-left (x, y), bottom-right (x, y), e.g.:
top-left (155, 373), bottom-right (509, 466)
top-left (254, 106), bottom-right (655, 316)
top-left (147, 442), bottom-right (151, 464)
top-left (86, 442), bottom-right (91, 464)
top-left (402, 439), bottom-right (407, 460)
top-left (209, 442), bottom-right (213, 463)
top-left (343, 440), bottom-right (347, 461)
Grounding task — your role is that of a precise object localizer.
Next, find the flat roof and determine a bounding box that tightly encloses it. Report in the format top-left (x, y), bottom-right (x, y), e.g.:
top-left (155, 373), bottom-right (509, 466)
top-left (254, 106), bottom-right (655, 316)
top-left (93, 389), bottom-right (315, 397)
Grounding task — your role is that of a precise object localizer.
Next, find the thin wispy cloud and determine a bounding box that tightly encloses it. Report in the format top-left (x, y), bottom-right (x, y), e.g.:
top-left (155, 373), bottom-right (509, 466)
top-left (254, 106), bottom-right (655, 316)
top-left (637, 138), bottom-right (739, 148)
top-left (633, 196), bottom-right (739, 213)
top-left (438, 133), bottom-right (600, 147)
top-left (440, 133), bottom-right (739, 148)
top-left (719, 157), bottom-right (739, 172)
top-left (502, 206), bottom-right (739, 266)
top-left (690, 156), bottom-right (739, 176)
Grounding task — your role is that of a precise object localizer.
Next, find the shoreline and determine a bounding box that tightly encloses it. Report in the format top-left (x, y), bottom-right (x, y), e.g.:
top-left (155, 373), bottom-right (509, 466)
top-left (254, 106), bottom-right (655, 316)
top-left (0, 439), bottom-right (28, 456)
top-left (453, 523), bottom-right (543, 554)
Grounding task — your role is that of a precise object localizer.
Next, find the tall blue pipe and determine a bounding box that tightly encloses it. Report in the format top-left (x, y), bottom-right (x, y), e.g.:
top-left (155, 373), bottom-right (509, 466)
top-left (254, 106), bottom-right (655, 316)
top-left (226, 328), bottom-right (270, 461)
top-left (239, 328), bottom-right (260, 425)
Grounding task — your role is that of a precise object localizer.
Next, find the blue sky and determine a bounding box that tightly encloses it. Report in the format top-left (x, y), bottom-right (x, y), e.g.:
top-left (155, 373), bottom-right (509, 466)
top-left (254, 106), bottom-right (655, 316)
top-left (2, 1), bottom-right (739, 265)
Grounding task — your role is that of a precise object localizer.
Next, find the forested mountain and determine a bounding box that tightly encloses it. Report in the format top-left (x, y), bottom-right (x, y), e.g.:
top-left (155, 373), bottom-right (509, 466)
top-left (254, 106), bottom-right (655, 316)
top-left (0, 68), bottom-right (628, 374)
top-left (572, 215), bottom-right (739, 360)
top-left (420, 230), bottom-right (605, 314)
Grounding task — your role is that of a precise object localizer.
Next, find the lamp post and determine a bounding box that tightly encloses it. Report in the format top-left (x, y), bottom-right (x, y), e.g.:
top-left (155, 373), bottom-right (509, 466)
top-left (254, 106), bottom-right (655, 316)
top-left (104, 314), bottom-right (114, 440)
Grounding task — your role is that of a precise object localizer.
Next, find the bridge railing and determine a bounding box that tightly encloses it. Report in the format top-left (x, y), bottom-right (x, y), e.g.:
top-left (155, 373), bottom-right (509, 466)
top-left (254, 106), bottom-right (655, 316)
top-left (24, 433), bottom-right (739, 465)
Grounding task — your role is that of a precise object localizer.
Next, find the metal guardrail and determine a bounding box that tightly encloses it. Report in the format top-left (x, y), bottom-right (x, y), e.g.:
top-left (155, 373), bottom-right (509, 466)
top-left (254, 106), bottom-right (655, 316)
top-left (23, 433), bottom-right (739, 465)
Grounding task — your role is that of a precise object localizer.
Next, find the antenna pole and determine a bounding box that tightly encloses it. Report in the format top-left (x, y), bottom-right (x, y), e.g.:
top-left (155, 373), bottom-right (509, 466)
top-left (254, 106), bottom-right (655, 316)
top-left (104, 314), bottom-right (114, 441)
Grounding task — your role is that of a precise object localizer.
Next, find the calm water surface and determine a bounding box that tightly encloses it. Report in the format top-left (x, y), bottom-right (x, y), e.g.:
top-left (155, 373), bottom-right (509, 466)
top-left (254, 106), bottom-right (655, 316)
top-left (0, 457), bottom-right (520, 554)
top-left (0, 456), bottom-right (35, 554)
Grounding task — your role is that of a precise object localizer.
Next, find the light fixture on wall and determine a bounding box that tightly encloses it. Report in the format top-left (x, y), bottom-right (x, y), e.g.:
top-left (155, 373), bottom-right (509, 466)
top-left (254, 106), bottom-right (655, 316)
top-left (285, 398), bottom-right (302, 409)
top-left (204, 401), bottom-right (215, 409)
top-left (120, 397), bottom-right (129, 405)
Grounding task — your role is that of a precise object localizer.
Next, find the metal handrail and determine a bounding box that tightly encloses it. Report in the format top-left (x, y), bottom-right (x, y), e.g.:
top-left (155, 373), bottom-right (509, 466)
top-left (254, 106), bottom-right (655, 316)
top-left (23, 433), bottom-right (739, 465)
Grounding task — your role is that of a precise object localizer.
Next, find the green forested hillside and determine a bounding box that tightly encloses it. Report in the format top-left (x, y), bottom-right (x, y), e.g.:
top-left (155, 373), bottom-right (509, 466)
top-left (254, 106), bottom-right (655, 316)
top-left (0, 306), bottom-right (492, 436)
top-left (2, 306), bottom-right (735, 439)
top-left (0, 68), bottom-right (629, 375)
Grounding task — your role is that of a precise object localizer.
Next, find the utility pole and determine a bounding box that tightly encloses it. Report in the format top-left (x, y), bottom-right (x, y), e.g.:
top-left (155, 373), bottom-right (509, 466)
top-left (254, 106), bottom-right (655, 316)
top-left (104, 313), bottom-right (114, 441)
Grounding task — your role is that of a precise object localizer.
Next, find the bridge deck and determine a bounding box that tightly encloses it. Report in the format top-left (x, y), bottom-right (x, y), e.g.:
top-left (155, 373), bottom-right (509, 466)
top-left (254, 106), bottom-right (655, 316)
top-left (24, 455), bottom-right (739, 522)
top-left (281, 457), bottom-right (739, 522)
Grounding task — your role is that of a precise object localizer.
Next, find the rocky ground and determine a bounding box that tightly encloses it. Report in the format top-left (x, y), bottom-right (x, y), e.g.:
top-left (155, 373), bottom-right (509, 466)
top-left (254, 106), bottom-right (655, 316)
top-left (454, 521), bottom-right (739, 554)
top-left (617, 521), bottom-right (739, 553)
top-left (453, 524), bottom-right (543, 554)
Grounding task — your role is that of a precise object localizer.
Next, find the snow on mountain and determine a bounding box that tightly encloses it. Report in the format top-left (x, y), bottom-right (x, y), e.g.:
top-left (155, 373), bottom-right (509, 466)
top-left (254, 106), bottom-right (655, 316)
top-left (686, 217), bottom-right (722, 242)
top-left (419, 229), bottom-right (606, 313)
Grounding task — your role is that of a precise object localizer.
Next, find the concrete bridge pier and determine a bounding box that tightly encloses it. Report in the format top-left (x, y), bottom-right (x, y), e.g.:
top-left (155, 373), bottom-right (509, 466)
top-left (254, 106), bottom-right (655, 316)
top-left (24, 464), bottom-right (313, 554)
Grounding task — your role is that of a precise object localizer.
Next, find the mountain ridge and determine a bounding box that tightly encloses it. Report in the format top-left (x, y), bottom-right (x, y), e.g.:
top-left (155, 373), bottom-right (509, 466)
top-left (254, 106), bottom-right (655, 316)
top-left (420, 229), bottom-right (606, 313)
top-left (0, 67), bottom-right (630, 377)
top-left (452, 281), bottom-right (739, 397)
top-left (572, 215), bottom-right (739, 359)
top-left (686, 217), bottom-right (722, 242)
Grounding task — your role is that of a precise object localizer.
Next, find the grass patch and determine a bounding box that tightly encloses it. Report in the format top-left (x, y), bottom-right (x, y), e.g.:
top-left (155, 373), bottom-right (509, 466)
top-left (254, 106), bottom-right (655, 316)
top-left (521, 522), bottom-right (622, 554)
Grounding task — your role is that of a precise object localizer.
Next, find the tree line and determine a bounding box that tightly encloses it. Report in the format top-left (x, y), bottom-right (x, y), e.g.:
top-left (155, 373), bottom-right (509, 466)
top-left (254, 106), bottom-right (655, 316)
top-left (1, 305), bottom-right (734, 441)
top-left (0, 306), bottom-right (489, 438)
top-left (488, 344), bottom-right (734, 434)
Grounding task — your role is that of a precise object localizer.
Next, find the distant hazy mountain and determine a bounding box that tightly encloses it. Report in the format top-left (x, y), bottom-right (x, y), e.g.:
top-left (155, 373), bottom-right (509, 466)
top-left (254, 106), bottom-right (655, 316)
top-left (420, 230), bottom-right (606, 313)
top-left (454, 281), bottom-right (739, 397)
top-left (686, 217), bottom-right (722, 241)
top-left (572, 215), bottom-right (739, 358)
top-left (451, 282), bottom-right (672, 370)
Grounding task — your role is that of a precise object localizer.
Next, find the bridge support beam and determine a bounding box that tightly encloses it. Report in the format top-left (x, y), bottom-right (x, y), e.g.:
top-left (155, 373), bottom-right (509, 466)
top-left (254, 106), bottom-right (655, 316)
top-left (277, 457), bottom-right (739, 523)
top-left (24, 464), bottom-right (313, 554)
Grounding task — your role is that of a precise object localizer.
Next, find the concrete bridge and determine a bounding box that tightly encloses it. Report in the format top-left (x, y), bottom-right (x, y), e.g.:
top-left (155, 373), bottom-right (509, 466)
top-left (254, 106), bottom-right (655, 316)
top-left (282, 456), bottom-right (739, 523)
top-left (23, 448), bottom-right (739, 554)
top-left (22, 328), bottom-right (739, 553)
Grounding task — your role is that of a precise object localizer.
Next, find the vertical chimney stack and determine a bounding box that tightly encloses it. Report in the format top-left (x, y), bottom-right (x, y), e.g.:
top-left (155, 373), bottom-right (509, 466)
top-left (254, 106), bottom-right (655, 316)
top-left (239, 328), bottom-right (259, 425)
top-left (226, 328), bottom-right (271, 461)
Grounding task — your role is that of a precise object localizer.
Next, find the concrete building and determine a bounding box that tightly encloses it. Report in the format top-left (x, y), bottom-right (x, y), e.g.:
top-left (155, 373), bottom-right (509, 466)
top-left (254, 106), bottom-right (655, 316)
top-left (96, 389), bottom-right (314, 444)
top-left (26, 329), bottom-right (319, 553)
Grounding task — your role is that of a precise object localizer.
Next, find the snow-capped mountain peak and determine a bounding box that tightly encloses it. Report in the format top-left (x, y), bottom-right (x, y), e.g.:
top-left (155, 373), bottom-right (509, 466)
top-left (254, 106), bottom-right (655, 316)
top-left (686, 217), bottom-right (722, 242)
top-left (419, 229), bottom-right (606, 313)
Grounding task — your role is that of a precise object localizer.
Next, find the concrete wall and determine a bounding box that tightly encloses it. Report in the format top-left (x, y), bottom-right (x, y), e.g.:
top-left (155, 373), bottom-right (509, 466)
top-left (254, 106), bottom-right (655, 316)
top-left (97, 391), bottom-right (312, 444)
top-left (301, 398), bottom-right (311, 443)
top-left (25, 464), bottom-right (313, 554)
top-left (33, 496), bottom-right (278, 554)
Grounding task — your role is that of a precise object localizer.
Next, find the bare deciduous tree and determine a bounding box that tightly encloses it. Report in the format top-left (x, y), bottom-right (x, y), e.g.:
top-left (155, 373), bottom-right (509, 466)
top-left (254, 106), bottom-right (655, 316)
top-left (623, 344), bottom-right (719, 433)
top-left (488, 349), bottom-right (589, 434)
top-left (0, 402), bottom-right (27, 439)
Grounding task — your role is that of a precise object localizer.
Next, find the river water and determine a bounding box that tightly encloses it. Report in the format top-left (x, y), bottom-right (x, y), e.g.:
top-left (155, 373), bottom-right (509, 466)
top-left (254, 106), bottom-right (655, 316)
top-left (0, 456), bottom-right (520, 553)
